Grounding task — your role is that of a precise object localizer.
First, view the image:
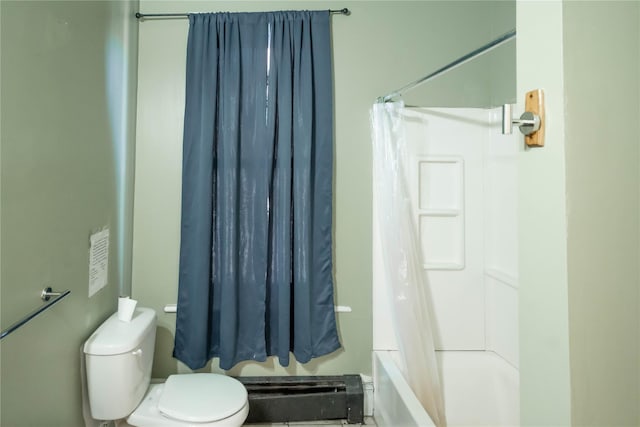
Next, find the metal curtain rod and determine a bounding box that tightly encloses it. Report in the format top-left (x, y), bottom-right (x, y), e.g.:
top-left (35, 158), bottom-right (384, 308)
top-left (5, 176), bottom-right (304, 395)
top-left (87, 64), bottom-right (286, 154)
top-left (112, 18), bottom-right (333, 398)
top-left (379, 29), bottom-right (516, 103)
top-left (135, 8), bottom-right (351, 20)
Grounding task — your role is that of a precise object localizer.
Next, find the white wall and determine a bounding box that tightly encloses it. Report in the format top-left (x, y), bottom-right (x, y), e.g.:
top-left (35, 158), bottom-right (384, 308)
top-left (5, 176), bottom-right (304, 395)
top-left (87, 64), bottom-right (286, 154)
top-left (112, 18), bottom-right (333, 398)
top-left (516, 1), bottom-right (572, 424)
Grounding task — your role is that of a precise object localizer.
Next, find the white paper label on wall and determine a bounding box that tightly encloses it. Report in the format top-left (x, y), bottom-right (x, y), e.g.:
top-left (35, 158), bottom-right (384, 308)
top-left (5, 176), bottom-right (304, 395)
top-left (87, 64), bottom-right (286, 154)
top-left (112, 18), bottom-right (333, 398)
top-left (88, 228), bottom-right (109, 297)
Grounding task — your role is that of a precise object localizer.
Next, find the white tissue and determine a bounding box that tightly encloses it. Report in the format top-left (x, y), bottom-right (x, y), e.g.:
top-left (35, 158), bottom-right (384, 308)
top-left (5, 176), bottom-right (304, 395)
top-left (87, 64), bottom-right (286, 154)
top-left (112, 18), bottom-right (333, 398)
top-left (118, 296), bottom-right (137, 322)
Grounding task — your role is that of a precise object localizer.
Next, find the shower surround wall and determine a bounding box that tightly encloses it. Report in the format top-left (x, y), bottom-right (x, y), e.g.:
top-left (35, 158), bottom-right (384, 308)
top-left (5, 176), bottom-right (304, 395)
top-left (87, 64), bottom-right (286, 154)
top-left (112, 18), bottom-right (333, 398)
top-left (373, 107), bottom-right (519, 426)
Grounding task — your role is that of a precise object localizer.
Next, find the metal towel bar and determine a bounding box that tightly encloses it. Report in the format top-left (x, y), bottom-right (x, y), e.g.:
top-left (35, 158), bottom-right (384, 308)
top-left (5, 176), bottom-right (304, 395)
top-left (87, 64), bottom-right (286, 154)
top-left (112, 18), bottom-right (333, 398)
top-left (0, 288), bottom-right (71, 340)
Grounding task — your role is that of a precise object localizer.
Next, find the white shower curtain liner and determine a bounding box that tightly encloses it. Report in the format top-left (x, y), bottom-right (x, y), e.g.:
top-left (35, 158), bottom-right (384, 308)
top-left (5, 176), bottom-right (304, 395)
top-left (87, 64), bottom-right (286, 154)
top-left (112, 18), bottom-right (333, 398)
top-left (370, 102), bottom-right (446, 427)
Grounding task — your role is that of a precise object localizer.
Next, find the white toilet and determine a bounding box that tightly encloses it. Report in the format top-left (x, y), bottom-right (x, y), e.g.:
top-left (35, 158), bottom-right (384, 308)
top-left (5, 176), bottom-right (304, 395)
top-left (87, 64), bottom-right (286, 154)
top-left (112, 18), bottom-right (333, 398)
top-left (84, 307), bottom-right (249, 426)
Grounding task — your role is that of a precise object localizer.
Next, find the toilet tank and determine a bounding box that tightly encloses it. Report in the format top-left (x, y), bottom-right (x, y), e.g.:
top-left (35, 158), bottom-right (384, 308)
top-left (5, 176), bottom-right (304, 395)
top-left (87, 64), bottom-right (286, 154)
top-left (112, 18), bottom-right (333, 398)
top-left (84, 307), bottom-right (157, 420)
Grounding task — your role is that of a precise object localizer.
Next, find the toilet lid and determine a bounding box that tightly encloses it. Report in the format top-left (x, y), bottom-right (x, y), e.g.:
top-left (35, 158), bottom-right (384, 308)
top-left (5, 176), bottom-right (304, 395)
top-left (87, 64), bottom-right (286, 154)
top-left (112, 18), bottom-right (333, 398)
top-left (158, 374), bottom-right (248, 423)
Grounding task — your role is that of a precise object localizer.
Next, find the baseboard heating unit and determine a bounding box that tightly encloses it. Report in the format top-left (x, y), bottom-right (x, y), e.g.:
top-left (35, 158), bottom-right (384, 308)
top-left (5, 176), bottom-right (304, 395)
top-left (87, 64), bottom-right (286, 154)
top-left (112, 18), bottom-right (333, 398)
top-left (237, 375), bottom-right (364, 424)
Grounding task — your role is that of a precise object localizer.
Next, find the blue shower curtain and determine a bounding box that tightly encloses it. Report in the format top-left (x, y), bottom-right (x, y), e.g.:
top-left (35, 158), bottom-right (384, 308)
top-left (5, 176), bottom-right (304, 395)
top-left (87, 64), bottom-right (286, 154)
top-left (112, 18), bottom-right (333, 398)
top-left (174, 11), bottom-right (340, 371)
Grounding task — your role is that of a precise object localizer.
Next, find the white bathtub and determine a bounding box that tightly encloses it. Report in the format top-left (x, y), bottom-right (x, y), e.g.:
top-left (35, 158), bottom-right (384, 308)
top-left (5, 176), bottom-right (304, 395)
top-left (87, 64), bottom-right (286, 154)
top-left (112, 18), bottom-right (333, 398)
top-left (373, 350), bottom-right (519, 427)
top-left (373, 351), bottom-right (436, 427)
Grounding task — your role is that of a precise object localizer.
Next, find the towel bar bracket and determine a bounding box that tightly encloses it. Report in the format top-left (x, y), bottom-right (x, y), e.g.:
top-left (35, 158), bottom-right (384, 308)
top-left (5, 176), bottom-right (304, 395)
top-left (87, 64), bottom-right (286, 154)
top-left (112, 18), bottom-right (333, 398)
top-left (41, 287), bottom-right (63, 301)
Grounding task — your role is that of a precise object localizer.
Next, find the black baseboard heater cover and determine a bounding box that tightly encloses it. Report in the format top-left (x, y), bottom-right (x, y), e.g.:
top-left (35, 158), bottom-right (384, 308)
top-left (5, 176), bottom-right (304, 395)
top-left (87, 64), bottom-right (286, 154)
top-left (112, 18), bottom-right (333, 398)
top-left (237, 374), bottom-right (364, 424)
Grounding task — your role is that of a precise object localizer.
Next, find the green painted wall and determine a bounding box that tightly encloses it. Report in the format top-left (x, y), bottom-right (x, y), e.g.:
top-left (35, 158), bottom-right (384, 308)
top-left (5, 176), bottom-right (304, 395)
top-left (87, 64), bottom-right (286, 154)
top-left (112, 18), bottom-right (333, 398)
top-left (563, 2), bottom-right (640, 425)
top-left (517, 1), bottom-right (640, 425)
top-left (0, 1), bottom-right (516, 423)
top-left (0, 1), bottom-right (138, 425)
top-left (132, 0), bottom-right (515, 378)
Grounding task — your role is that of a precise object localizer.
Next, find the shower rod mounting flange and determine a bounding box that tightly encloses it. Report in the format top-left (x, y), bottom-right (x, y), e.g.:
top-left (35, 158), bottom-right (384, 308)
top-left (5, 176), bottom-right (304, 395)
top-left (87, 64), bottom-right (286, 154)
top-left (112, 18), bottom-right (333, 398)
top-left (502, 89), bottom-right (545, 147)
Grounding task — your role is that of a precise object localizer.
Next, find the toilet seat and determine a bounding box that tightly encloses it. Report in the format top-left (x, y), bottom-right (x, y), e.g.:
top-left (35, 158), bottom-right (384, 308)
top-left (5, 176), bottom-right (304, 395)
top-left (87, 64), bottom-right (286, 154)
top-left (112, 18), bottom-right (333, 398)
top-left (159, 374), bottom-right (248, 422)
top-left (127, 374), bottom-right (249, 427)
